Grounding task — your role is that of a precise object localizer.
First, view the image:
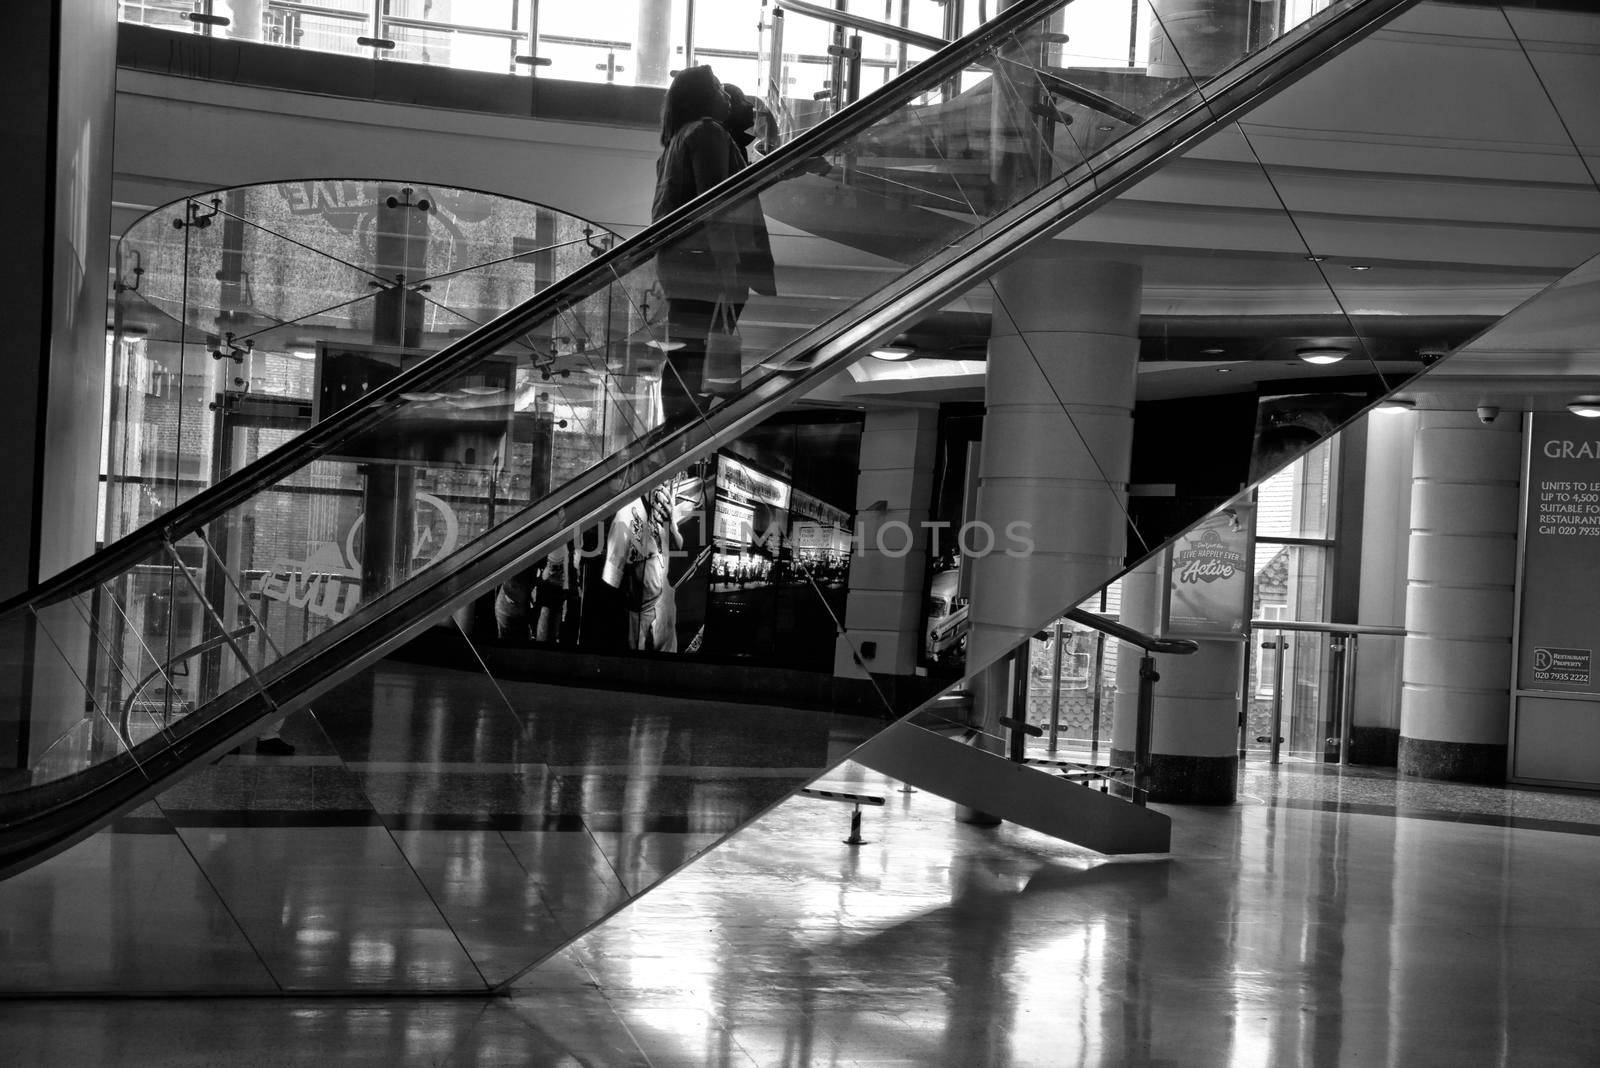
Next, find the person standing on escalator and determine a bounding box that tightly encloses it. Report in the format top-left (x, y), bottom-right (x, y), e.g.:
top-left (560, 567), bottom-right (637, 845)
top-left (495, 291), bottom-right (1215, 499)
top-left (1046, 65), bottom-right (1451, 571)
top-left (652, 66), bottom-right (774, 424)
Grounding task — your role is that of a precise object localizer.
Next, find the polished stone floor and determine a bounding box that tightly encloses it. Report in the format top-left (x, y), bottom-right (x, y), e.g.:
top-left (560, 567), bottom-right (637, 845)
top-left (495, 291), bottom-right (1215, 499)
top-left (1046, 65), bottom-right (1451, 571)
top-left (5, 750), bottom-right (1600, 1065)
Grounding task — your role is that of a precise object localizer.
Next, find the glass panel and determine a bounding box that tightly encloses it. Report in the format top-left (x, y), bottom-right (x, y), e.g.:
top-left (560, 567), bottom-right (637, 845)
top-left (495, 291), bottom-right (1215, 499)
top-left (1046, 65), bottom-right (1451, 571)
top-left (1255, 439), bottom-right (1334, 540)
top-left (108, 183), bottom-right (605, 538)
top-left (386, 23), bottom-right (522, 75)
top-left (1244, 628), bottom-right (1334, 761)
top-left (29, 0), bottom-right (1586, 937)
top-left (1253, 544), bottom-right (1330, 627)
top-left (266, 4), bottom-right (370, 58)
top-left (43, 0), bottom-right (1219, 788)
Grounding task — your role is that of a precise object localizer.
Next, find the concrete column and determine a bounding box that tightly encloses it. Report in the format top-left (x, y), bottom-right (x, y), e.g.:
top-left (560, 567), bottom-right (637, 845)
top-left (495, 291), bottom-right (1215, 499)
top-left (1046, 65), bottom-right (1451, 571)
top-left (227, 0), bottom-right (264, 41)
top-left (1398, 411), bottom-right (1521, 783)
top-left (1351, 408), bottom-right (1416, 765)
top-left (966, 253), bottom-right (1140, 753)
top-left (635, 0), bottom-right (674, 87)
top-left (1112, 554), bottom-right (1245, 803)
top-left (835, 408), bottom-right (938, 681)
top-left (0, 2), bottom-right (117, 771)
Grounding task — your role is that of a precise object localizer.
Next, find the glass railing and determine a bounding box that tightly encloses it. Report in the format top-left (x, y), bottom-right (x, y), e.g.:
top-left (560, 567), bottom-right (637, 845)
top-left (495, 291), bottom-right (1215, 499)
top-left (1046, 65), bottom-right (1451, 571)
top-left (117, 0), bottom-right (1014, 85)
top-left (20, 0), bottom-right (1599, 993)
top-left (3, 0), bottom-right (1462, 988)
top-left (15, 0), bottom-right (1412, 839)
top-left (104, 184), bottom-right (613, 545)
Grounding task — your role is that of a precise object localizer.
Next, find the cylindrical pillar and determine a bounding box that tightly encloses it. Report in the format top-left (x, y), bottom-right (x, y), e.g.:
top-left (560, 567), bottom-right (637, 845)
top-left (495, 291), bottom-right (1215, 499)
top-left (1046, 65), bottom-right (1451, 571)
top-left (635, 0), bottom-right (674, 87)
top-left (1352, 408), bottom-right (1416, 765)
top-left (1148, 1), bottom-right (1258, 80)
top-left (1112, 555), bottom-right (1245, 803)
top-left (966, 253), bottom-right (1141, 757)
top-left (228, 1), bottom-right (265, 42)
top-left (1398, 410), bottom-right (1521, 782)
top-left (835, 408), bottom-right (939, 685)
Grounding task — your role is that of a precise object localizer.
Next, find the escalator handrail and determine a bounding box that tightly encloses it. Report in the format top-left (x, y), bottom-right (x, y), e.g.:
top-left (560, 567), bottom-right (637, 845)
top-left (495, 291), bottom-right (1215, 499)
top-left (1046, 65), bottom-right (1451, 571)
top-left (1064, 608), bottom-right (1199, 656)
top-left (0, 0), bottom-right (1073, 618)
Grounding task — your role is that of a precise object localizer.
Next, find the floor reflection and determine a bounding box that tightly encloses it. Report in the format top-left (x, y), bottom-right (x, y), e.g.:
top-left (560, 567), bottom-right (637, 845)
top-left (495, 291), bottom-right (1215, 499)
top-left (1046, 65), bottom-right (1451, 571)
top-left (6, 746), bottom-right (1600, 1063)
top-left (0, 659), bottom-right (877, 994)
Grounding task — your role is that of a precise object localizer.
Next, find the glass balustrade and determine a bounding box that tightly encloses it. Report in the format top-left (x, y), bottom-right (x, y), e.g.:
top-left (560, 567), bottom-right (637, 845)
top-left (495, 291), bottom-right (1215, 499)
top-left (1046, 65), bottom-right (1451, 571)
top-left (15, 0), bottom-right (1598, 993)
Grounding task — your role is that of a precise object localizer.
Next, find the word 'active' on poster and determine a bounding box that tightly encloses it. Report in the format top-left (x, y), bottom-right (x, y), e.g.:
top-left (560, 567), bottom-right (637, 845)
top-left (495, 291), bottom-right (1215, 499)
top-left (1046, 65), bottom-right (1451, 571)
top-left (1536, 480), bottom-right (1600, 536)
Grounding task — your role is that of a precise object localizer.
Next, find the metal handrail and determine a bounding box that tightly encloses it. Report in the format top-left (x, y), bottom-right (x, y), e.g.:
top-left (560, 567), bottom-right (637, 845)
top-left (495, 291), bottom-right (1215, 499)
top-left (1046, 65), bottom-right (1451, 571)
top-left (6, 0), bottom-right (1072, 617)
top-left (1065, 608), bottom-right (1199, 656)
top-left (266, 1), bottom-right (367, 21)
top-left (383, 15), bottom-right (523, 41)
top-left (777, 0), bottom-right (948, 52)
top-left (1251, 619), bottom-right (1405, 766)
top-left (1251, 619), bottom-right (1405, 637)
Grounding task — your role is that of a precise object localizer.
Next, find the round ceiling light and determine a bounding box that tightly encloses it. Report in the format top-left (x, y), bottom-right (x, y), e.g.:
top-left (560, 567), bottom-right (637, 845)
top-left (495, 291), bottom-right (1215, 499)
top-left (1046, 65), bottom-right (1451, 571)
top-left (1568, 398), bottom-right (1600, 418)
top-left (871, 346), bottom-right (915, 361)
top-left (1297, 347), bottom-right (1349, 365)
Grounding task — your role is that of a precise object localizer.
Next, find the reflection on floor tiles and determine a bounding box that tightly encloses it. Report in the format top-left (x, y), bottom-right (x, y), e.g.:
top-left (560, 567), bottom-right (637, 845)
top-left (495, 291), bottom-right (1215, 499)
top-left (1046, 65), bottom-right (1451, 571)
top-left (0, 660), bottom-right (876, 995)
top-left (9, 760), bottom-right (1600, 1065)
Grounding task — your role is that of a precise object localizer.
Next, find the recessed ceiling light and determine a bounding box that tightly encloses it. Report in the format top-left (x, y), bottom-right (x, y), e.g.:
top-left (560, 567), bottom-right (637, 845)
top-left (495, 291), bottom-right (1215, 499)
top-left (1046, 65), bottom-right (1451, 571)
top-left (646, 338), bottom-right (685, 352)
top-left (1201, 347), bottom-right (1225, 356)
top-left (1375, 397), bottom-right (1415, 412)
top-left (1569, 398), bottom-right (1600, 418)
top-left (1305, 255), bottom-right (1325, 263)
top-left (1097, 124), bottom-right (1114, 132)
top-left (871, 346), bottom-right (915, 361)
top-left (1217, 367), bottom-right (1232, 374)
top-left (1297, 347), bottom-right (1349, 365)
top-left (1348, 264), bottom-right (1373, 271)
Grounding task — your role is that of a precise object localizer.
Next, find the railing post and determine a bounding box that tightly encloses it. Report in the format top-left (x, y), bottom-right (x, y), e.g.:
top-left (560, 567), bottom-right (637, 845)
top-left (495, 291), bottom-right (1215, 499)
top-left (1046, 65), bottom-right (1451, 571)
top-left (1009, 641), bottom-right (1030, 763)
top-left (1326, 634), bottom-right (1346, 762)
top-left (845, 33), bottom-right (862, 103)
top-left (1134, 652), bottom-right (1157, 806)
top-left (1269, 631), bottom-right (1286, 765)
top-left (1340, 633), bottom-right (1360, 766)
top-left (1089, 630), bottom-right (1105, 762)
top-left (767, 8), bottom-right (787, 137)
top-left (1047, 621), bottom-right (1064, 754)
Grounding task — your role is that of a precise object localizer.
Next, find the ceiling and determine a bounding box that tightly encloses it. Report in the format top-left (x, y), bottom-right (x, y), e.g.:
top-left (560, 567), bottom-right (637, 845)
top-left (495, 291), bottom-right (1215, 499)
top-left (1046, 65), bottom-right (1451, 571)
top-left (810, 0), bottom-right (1600, 415)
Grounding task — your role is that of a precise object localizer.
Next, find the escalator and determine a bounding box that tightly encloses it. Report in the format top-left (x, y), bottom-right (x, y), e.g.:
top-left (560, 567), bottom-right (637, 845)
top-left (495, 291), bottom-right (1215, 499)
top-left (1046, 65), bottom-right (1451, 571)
top-left (0, 0), bottom-right (1417, 893)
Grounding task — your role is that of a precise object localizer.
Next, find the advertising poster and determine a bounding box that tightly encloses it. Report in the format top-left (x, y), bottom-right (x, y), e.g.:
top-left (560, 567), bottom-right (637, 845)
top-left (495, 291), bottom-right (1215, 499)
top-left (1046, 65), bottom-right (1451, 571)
top-left (1518, 413), bottom-right (1600, 695)
top-left (1162, 506), bottom-right (1253, 639)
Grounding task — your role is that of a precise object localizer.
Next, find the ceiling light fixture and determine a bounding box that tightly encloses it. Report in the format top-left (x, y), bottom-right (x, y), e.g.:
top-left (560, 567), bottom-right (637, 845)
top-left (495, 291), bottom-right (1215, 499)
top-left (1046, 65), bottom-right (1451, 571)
top-left (1348, 264), bottom-right (1373, 271)
top-left (1568, 398), bottom-right (1600, 418)
top-left (1305, 255), bottom-right (1325, 263)
top-left (871, 346), bottom-right (915, 361)
top-left (1200, 347), bottom-right (1225, 356)
top-left (1297, 347), bottom-right (1349, 366)
top-left (1375, 397), bottom-right (1416, 412)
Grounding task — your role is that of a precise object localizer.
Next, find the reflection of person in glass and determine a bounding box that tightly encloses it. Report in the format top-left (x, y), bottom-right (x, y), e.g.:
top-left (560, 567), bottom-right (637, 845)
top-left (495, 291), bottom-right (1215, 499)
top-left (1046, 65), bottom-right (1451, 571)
top-left (652, 66), bottom-right (773, 423)
top-left (602, 475), bottom-right (704, 652)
